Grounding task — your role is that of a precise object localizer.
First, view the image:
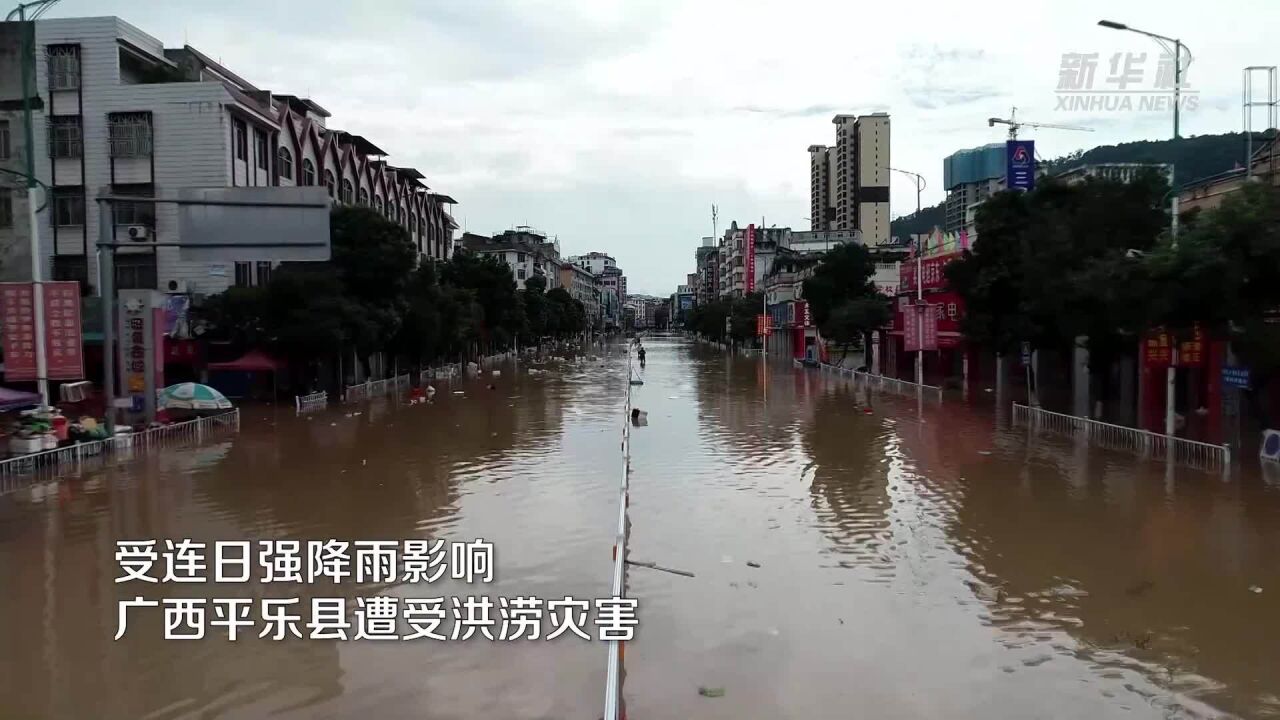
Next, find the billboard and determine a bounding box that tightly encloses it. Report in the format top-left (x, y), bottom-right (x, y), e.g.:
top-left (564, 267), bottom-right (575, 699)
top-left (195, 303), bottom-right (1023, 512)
top-left (902, 303), bottom-right (938, 352)
top-left (1006, 139), bottom-right (1035, 191)
top-left (1, 281), bottom-right (84, 381)
top-left (899, 251), bottom-right (960, 293)
top-left (746, 223), bottom-right (756, 293)
top-left (177, 186), bottom-right (331, 263)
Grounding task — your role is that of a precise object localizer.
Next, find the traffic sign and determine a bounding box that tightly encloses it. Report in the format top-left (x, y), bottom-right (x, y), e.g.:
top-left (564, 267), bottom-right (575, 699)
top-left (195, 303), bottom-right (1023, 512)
top-left (1223, 366), bottom-right (1251, 389)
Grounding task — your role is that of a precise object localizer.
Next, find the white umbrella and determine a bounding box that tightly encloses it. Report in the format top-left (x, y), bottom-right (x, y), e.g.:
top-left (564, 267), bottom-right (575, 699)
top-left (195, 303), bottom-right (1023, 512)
top-left (159, 383), bottom-right (233, 411)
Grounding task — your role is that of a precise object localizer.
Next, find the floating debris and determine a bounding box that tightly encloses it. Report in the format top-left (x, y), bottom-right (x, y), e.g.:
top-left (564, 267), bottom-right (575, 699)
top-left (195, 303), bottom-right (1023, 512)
top-left (746, 561), bottom-right (761, 568)
top-left (698, 687), bottom-right (725, 698)
top-left (1250, 585), bottom-right (1264, 594)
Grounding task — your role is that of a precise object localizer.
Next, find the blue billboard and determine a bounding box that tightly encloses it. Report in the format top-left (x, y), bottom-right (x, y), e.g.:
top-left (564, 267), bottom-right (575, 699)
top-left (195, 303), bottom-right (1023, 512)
top-left (1006, 140), bottom-right (1035, 191)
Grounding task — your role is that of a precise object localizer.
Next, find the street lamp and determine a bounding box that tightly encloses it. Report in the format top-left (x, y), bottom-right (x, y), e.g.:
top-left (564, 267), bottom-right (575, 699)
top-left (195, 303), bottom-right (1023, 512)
top-left (887, 167), bottom-right (927, 388)
top-left (1097, 19), bottom-right (1188, 140)
top-left (6, 0), bottom-right (63, 408)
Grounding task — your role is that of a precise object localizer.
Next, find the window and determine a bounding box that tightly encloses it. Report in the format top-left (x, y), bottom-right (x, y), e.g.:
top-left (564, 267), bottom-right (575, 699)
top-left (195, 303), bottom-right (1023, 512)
top-left (255, 261), bottom-right (272, 286)
top-left (233, 120), bottom-right (247, 161)
top-left (340, 179), bottom-right (353, 204)
top-left (111, 186), bottom-right (156, 226)
top-left (374, 196), bottom-right (383, 214)
top-left (53, 255), bottom-right (88, 289)
top-left (0, 120), bottom-right (9, 159)
top-left (255, 130), bottom-right (268, 170)
top-left (324, 170), bottom-right (335, 198)
top-left (52, 189), bottom-right (85, 226)
top-left (0, 189), bottom-right (11, 228)
top-left (278, 146), bottom-right (293, 180)
top-left (358, 188), bottom-right (368, 206)
top-left (47, 116), bottom-right (82, 158)
top-left (115, 253), bottom-right (157, 290)
top-left (408, 215), bottom-right (416, 233)
top-left (517, 252), bottom-right (526, 263)
top-left (108, 112), bottom-right (153, 158)
top-left (517, 268), bottom-right (526, 280)
top-left (46, 45), bottom-right (80, 90)
top-left (234, 262), bottom-right (252, 288)
top-left (302, 159), bottom-right (316, 186)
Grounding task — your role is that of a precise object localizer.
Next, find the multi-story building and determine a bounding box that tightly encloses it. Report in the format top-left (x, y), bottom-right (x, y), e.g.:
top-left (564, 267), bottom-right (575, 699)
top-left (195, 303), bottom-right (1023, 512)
top-left (808, 144), bottom-right (836, 231)
top-left (786, 229), bottom-right (860, 255)
top-left (942, 143), bottom-right (1006, 235)
top-left (695, 242), bottom-right (718, 305)
top-left (567, 250), bottom-right (626, 307)
top-left (0, 16), bottom-right (457, 296)
top-left (566, 251), bottom-right (615, 276)
top-left (1055, 162), bottom-right (1173, 186)
top-left (716, 222), bottom-right (784, 298)
top-left (558, 261), bottom-right (601, 330)
top-left (824, 113), bottom-right (890, 245)
top-left (599, 265), bottom-right (624, 308)
top-left (461, 227), bottom-right (560, 290)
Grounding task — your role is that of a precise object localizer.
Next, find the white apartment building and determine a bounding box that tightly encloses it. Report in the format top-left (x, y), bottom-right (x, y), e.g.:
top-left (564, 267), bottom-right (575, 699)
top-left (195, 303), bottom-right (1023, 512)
top-left (819, 113), bottom-right (891, 245)
top-left (0, 16), bottom-right (457, 296)
top-left (460, 228), bottom-right (564, 291)
top-left (567, 251), bottom-right (626, 307)
top-left (558, 261), bottom-right (601, 330)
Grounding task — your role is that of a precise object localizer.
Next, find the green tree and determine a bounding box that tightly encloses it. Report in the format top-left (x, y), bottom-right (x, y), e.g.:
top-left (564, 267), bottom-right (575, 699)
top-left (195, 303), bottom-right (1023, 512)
top-left (802, 243), bottom-right (888, 363)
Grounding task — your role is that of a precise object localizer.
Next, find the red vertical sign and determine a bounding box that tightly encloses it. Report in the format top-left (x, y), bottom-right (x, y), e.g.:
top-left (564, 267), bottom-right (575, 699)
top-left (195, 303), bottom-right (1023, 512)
top-left (1178, 324), bottom-right (1204, 367)
top-left (1, 283), bottom-right (37, 381)
top-left (746, 223), bottom-right (756, 294)
top-left (43, 281), bottom-right (84, 380)
top-left (920, 304), bottom-right (939, 351)
top-left (903, 303), bottom-right (920, 352)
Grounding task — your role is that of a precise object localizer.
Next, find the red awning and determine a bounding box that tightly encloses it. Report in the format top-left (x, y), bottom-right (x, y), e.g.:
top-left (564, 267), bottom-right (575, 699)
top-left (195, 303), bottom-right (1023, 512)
top-left (207, 350), bottom-right (282, 373)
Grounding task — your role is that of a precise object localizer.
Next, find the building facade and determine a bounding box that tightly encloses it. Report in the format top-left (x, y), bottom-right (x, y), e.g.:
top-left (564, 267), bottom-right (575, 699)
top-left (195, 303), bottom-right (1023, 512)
top-left (0, 16), bottom-right (457, 296)
top-left (942, 143), bottom-right (1005, 235)
top-left (808, 144), bottom-right (836, 231)
top-left (558, 261), bottom-right (601, 330)
top-left (829, 113), bottom-right (891, 245)
top-left (461, 227), bottom-right (560, 291)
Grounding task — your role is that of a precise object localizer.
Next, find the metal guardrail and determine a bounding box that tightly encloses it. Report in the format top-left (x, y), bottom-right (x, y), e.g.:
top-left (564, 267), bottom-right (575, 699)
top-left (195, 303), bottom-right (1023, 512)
top-left (343, 374), bottom-right (412, 403)
top-left (294, 391), bottom-right (328, 413)
top-left (1012, 403), bottom-right (1231, 470)
top-left (0, 409), bottom-right (241, 493)
top-left (602, 350), bottom-right (635, 720)
top-left (800, 361), bottom-right (944, 401)
top-left (421, 363), bottom-right (462, 383)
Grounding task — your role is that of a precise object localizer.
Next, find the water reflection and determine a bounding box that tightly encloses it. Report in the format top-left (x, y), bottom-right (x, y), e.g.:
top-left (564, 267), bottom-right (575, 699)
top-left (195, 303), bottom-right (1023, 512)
top-left (1, 339), bottom-right (1278, 718)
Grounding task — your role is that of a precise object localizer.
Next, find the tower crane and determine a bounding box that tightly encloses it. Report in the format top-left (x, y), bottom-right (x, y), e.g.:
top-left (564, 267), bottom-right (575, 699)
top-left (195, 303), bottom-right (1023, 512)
top-left (987, 107), bottom-right (1094, 140)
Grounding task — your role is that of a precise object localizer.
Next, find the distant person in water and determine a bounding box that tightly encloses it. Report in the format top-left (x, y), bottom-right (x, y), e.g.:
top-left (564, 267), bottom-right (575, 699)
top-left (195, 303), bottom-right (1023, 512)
top-left (638, 346), bottom-right (646, 368)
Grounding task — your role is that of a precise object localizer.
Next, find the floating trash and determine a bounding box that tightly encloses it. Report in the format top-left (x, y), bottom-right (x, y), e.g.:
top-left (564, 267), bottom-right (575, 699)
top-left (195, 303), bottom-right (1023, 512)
top-left (698, 687), bottom-right (725, 698)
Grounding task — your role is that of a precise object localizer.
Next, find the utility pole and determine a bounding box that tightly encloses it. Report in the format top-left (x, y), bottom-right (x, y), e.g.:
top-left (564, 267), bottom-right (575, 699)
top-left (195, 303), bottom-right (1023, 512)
top-left (888, 167), bottom-right (926, 386)
top-left (10, 1), bottom-right (62, 408)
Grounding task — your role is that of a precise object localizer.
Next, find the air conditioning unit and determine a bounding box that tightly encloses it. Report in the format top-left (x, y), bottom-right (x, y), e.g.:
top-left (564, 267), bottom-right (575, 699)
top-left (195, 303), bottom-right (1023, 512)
top-left (124, 225), bottom-right (150, 241)
top-left (166, 279), bottom-right (189, 294)
top-left (1262, 429), bottom-right (1280, 462)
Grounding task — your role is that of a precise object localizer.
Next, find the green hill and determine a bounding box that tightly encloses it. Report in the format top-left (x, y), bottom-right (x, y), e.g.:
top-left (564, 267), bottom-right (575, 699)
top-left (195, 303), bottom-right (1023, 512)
top-left (890, 131), bottom-right (1270, 239)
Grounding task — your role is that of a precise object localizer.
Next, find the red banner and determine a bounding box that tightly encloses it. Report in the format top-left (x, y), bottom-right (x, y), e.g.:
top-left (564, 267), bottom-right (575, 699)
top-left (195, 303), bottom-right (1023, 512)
top-left (1178, 324), bottom-right (1205, 367)
top-left (902, 302), bottom-right (939, 352)
top-left (756, 314), bottom-right (768, 336)
top-left (746, 224), bottom-right (756, 294)
top-left (1, 283), bottom-right (37, 380)
top-left (899, 251), bottom-right (961, 293)
top-left (1143, 329), bottom-right (1173, 368)
top-left (43, 282), bottom-right (84, 380)
top-left (796, 300), bottom-right (811, 328)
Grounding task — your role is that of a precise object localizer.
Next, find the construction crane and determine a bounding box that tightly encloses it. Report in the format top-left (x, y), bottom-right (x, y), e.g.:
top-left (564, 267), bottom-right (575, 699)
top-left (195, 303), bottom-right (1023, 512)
top-left (988, 107), bottom-right (1094, 140)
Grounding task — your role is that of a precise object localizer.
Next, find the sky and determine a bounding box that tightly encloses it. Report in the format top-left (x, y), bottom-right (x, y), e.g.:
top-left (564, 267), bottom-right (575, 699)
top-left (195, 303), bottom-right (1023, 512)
top-left (46, 0), bottom-right (1280, 295)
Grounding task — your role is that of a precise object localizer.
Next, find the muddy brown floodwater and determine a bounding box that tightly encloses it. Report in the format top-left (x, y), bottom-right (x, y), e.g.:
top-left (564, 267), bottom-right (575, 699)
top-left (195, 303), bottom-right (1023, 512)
top-left (2, 336), bottom-right (1279, 719)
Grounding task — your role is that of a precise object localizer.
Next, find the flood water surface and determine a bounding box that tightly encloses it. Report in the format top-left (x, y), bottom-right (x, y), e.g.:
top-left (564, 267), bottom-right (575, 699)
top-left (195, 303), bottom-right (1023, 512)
top-left (2, 337), bottom-right (1279, 719)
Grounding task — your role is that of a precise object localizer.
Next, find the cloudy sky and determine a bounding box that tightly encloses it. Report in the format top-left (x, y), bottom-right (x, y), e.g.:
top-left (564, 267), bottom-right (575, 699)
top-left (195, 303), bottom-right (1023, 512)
top-left (50, 0), bottom-right (1278, 295)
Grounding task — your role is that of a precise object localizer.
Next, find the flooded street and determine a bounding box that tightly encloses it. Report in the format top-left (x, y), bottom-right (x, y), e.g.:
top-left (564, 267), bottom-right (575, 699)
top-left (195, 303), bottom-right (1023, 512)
top-left (3, 336), bottom-right (1280, 719)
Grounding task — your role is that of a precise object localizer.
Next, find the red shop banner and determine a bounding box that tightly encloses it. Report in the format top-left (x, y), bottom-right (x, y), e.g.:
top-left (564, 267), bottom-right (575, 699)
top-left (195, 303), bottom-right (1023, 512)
top-left (43, 281), bottom-right (84, 380)
top-left (1142, 329), bottom-right (1173, 368)
top-left (1, 283), bottom-right (37, 380)
top-left (1178, 324), bottom-right (1205, 367)
top-left (899, 251), bottom-right (961, 293)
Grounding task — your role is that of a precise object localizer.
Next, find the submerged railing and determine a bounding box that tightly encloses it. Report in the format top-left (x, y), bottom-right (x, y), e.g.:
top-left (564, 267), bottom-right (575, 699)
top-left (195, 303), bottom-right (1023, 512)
top-left (602, 351), bottom-right (635, 720)
top-left (0, 409), bottom-right (241, 492)
top-left (343, 374), bottom-right (412, 403)
top-left (294, 390), bottom-right (328, 413)
top-left (1012, 402), bottom-right (1231, 470)
top-left (797, 360), bottom-right (944, 401)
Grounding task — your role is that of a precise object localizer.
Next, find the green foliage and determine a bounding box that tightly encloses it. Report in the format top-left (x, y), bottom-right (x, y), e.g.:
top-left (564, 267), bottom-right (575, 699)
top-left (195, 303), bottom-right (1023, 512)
top-left (946, 173), bottom-right (1169, 365)
top-left (802, 243), bottom-right (885, 341)
top-left (686, 294), bottom-right (764, 344)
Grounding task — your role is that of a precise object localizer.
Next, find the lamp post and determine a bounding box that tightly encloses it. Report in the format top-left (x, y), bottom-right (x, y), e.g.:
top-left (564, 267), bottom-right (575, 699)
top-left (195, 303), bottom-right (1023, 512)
top-left (1097, 19), bottom-right (1187, 141)
top-left (1102, 19), bottom-right (1191, 440)
top-left (888, 167), bottom-right (926, 387)
top-left (7, 1), bottom-right (61, 407)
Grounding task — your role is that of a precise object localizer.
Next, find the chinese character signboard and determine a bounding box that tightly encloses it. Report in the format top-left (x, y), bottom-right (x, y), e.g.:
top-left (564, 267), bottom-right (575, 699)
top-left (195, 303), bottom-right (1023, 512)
top-left (898, 252), bottom-right (960, 293)
top-left (1, 281), bottom-right (83, 382)
top-left (745, 223), bottom-right (756, 294)
top-left (117, 290), bottom-right (166, 420)
top-left (903, 303), bottom-right (939, 353)
top-left (42, 282), bottom-right (84, 380)
top-left (1006, 139), bottom-right (1035, 191)
top-left (1, 283), bottom-right (37, 381)
top-left (1223, 366), bottom-right (1250, 389)
top-left (756, 314), bottom-right (769, 337)
top-left (920, 305), bottom-right (938, 351)
top-left (1178, 324), bottom-right (1205, 367)
top-left (1143, 329), bottom-right (1172, 368)
top-left (796, 300), bottom-right (811, 328)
